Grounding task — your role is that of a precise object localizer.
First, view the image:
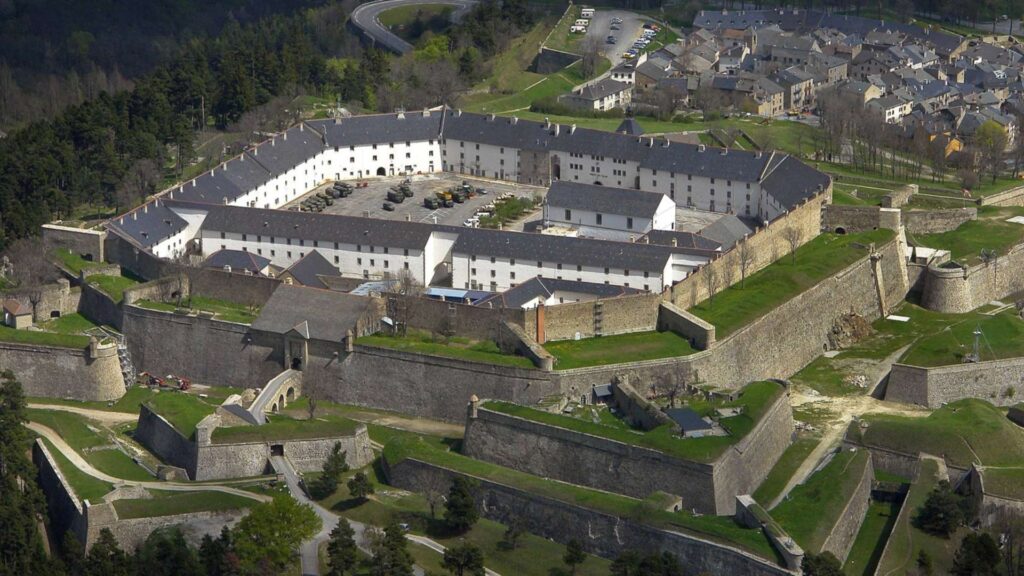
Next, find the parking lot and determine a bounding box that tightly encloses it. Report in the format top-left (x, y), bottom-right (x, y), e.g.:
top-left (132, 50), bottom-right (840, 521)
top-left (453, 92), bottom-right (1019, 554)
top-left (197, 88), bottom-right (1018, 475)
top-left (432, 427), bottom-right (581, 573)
top-left (585, 9), bottom-right (651, 67)
top-left (283, 174), bottom-right (546, 230)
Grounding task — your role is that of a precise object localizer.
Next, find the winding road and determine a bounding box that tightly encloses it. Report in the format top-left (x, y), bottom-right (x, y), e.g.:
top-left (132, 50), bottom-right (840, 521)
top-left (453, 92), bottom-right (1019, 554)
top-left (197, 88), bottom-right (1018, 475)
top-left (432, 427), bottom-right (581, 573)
top-left (350, 0), bottom-right (477, 55)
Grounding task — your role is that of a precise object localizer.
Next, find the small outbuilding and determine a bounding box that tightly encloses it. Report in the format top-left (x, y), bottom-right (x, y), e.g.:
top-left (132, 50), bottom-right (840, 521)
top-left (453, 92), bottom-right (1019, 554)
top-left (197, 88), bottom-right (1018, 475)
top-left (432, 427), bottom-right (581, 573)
top-left (665, 407), bottom-right (713, 437)
top-left (3, 299), bottom-right (32, 329)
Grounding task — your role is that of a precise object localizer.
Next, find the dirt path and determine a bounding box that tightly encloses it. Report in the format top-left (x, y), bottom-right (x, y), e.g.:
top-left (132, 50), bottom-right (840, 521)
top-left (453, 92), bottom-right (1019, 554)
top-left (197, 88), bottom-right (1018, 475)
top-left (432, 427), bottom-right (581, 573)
top-left (321, 409), bottom-right (464, 439)
top-left (28, 403), bottom-right (137, 425)
top-left (26, 422), bottom-right (270, 503)
top-left (770, 346), bottom-right (929, 508)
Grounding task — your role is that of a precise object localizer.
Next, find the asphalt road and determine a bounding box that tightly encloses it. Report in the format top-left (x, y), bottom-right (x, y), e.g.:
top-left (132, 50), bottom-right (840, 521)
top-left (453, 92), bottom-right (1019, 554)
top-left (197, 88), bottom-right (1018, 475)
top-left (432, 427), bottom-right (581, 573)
top-left (350, 0), bottom-right (477, 54)
top-left (583, 9), bottom-right (649, 68)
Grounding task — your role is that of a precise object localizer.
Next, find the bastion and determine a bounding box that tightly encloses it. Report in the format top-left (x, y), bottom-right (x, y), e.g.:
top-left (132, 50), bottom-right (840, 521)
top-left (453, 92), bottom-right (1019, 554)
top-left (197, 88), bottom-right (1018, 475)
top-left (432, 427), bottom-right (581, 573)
top-left (2, 337), bottom-right (125, 401)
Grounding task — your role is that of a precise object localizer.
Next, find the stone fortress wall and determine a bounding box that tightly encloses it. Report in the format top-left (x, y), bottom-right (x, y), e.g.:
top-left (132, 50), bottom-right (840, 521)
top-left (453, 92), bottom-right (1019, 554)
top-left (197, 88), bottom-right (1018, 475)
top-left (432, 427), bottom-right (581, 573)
top-left (886, 358), bottom-right (1024, 408)
top-left (920, 244), bottom-right (1024, 313)
top-left (33, 440), bottom-right (248, 550)
top-left (819, 451), bottom-right (874, 562)
top-left (2, 337), bottom-right (124, 401)
top-left (386, 457), bottom-right (795, 576)
top-left (461, 385), bottom-right (794, 515)
top-left (134, 404), bottom-right (375, 481)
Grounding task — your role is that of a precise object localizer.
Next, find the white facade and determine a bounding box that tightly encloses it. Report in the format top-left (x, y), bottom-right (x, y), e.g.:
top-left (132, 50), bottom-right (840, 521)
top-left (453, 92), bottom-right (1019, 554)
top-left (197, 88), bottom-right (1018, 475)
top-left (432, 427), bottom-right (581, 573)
top-left (451, 253), bottom-right (674, 293)
top-left (544, 194), bottom-right (676, 235)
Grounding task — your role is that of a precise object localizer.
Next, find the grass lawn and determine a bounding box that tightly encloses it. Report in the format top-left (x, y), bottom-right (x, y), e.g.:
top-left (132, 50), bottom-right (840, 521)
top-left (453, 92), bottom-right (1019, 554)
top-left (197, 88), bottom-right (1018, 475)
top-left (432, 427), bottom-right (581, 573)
top-left (29, 385), bottom-right (167, 413)
top-left (27, 409), bottom-right (153, 482)
top-left (544, 330), bottom-right (695, 369)
top-left (54, 249), bottom-right (105, 275)
top-left (912, 206), bottom-right (1024, 265)
top-left (980, 467), bottom-right (1024, 499)
top-left (113, 490), bottom-right (255, 519)
top-left (851, 399), bottom-right (1024, 469)
top-left (875, 459), bottom-right (962, 576)
top-left (136, 295), bottom-right (260, 324)
top-left (771, 449), bottom-right (871, 552)
top-left (87, 274), bottom-right (140, 303)
top-left (357, 331), bottom-right (534, 369)
top-left (484, 381), bottom-right (783, 463)
top-left (37, 313), bottom-right (98, 335)
top-left (212, 413), bottom-right (359, 444)
top-left (690, 229), bottom-right (895, 337)
top-left (900, 309), bottom-right (1024, 367)
top-left (754, 436), bottom-right (822, 506)
top-left (144, 391), bottom-right (218, 439)
top-left (382, 437), bottom-right (778, 561)
top-left (542, 4), bottom-right (582, 53)
top-left (843, 498), bottom-right (902, 576)
top-left (40, 438), bottom-right (112, 502)
top-left (0, 325), bottom-right (90, 348)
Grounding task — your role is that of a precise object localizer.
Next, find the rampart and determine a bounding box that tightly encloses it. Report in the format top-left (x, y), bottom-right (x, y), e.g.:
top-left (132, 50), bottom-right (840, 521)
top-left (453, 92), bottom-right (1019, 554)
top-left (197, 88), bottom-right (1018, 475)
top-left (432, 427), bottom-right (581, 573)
top-left (33, 439), bottom-right (248, 550)
top-left (920, 244), bottom-right (1024, 313)
top-left (969, 467), bottom-right (1024, 527)
top-left (3, 278), bottom-right (81, 323)
top-left (79, 282), bottom-right (123, 329)
top-left (1, 338), bottom-right (124, 401)
top-left (903, 208), bottom-right (977, 234)
top-left (135, 404), bottom-right (374, 480)
top-left (819, 451), bottom-right (873, 562)
top-left (821, 205), bottom-right (901, 233)
top-left (461, 385), bottom-right (793, 515)
top-left (843, 431), bottom-right (971, 485)
top-left (886, 358), bottom-right (1024, 408)
top-left (980, 185), bottom-right (1024, 206)
top-left (522, 291), bottom-right (662, 343)
top-left (386, 457), bottom-right (794, 576)
top-left (670, 191), bottom-right (829, 309)
top-left (42, 224), bottom-right (106, 262)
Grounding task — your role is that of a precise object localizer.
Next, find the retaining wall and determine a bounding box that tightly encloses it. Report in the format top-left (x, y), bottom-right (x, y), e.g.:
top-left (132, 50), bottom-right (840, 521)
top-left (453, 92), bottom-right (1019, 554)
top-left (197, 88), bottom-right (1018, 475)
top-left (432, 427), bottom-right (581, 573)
top-left (821, 205), bottom-right (901, 233)
top-left (886, 358), bottom-right (1024, 408)
top-left (523, 291), bottom-right (663, 343)
top-left (819, 452), bottom-right (873, 562)
top-left (920, 244), bottom-right (1024, 313)
top-left (903, 208), bottom-right (977, 235)
top-left (462, 385), bottom-right (793, 515)
top-left (79, 282), bottom-right (123, 329)
top-left (42, 224), bottom-right (106, 262)
top-left (3, 279), bottom-right (81, 323)
top-left (2, 339), bottom-right (124, 401)
top-left (387, 457), bottom-right (794, 576)
top-left (980, 185), bottom-right (1024, 207)
top-left (658, 302), bottom-right (715, 349)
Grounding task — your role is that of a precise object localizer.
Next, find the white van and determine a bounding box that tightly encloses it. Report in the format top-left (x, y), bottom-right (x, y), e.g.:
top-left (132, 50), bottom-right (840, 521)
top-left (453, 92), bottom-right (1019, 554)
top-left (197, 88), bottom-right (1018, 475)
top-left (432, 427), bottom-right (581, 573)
top-left (581, 8), bottom-right (595, 17)
top-left (570, 24), bottom-right (587, 33)
top-left (574, 18), bottom-right (590, 26)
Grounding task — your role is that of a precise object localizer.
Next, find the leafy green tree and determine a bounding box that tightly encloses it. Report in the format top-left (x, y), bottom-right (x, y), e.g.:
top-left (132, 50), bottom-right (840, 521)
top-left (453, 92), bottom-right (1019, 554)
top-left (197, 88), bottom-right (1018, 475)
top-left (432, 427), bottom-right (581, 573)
top-left (444, 477), bottom-right (479, 533)
top-left (915, 481), bottom-right (968, 536)
top-left (133, 527), bottom-right (202, 576)
top-left (232, 496), bottom-right (321, 573)
top-left (367, 522), bottom-right (414, 576)
top-left (501, 517), bottom-right (526, 550)
top-left (952, 533), bottom-right (1001, 576)
top-left (0, 370), bottom-right (53, 574)
top-left (84, 529), bottom-right (131, 576)
top-left (563, 539), bottom-right (586, 575)
top-left (609, 550), bottom-right (681, 576)
top-left (326, 519), bottom-right (359, 576)
top-left (199, 527), bottom-right (238, 576)
top-left (610, 550), bottom-right (643, 576)
top-left (801, 552), bottom-right (845, 576)
top-left (974, 120), bottom-right (1008, 183)
top-left (347, 472), bottom-right (374, 502)
top-left (442, 541), bottom-right (485, 576)
top-left (917, 549), bottom-right (934, 575)
top-left (309, 443), bottom-right (349, 500)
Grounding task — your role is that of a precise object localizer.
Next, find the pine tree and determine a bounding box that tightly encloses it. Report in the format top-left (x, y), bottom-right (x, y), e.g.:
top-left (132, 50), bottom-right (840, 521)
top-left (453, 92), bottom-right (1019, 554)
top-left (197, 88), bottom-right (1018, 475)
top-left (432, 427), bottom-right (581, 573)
top-left (326, 520), bottom-right (359, 576)
top-left (347, 472), bottom-right (374, 502)
top-left (442, 541), bottom-right (485, 576)
top-left (444, 477), bottom-right (479, 534)
top-left (83, 529), bottom-right (131, 576)
top-left (564, 540), bottom-right (586, 575)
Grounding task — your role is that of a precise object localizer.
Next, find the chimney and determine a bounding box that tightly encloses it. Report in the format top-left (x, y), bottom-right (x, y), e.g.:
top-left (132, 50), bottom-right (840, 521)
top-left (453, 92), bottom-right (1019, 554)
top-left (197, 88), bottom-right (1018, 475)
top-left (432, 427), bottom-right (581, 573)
top-left (511, 116), bottom-right (518, 125)
top-left (299, 123), bottom-right (304, 132)
top-left (544, 117), bottom-right (551, 129)
top-left (334, 117), bottom-right (341, 125)
top-left (405, 214), bottom-right (411, 221)
top-left (143, 204), bottom-right (148, 214)
top-left (570, 124), bottom-right (577, 134)
top-left (698, 144), bottom-right (706, 152)
top-left (272, 138), bottom-right (276, 147)
top-left (488, 113), bottom-right (495, 122)
top-left (132, 212), bottom-right (137, 221)
top-left (630, 235), bottom-right (636, 242)
top-left (647, 137), bottom-right (654, 147)
top-left (662, 139), bottom-right (670, 148)
top-left (283, 131), bottom-right (287, 141)
top-left (455, 109), bottom-right (462, 117)
top-left (671, 237), bottom-right (678, 247)
top-left (423, 109), bottom-right (430, 117)
top-left (397, 111), bottom-right (405, 119)
top-left (553, 124), bottom-right (560, 136)
top-left (721, 148), bottom-right (728, 155)
top-left (223, 197), bottom-right (229, 204)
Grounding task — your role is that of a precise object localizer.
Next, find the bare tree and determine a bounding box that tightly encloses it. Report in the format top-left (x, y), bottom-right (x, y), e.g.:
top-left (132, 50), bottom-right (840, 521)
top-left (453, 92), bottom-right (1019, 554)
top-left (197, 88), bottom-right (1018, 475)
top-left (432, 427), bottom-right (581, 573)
top-left (782, 227), bottom-right (802, 264)
top-left (702, 265), bottom-right (719, 309)
top-left (580, 37), bottom-right (603, 80)
top-left (658, 372), bottom-right (685, 408)
top-left (5, 239), bottom-right (59, 319)
top-left (720, 254), bottom-right (736, 288)
top-left (386, 268), bottom-right (424, 337)
top-left (738, 239), bottom-right (755, 288)
top-left (303, 366), bottom-right (331, 420)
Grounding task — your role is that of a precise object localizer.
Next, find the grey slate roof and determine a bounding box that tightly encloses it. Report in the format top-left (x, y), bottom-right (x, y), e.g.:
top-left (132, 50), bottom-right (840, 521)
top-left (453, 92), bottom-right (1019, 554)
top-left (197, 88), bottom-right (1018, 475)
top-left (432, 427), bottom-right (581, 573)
top-left (546, 181), bottom-right (668, 220)
top-left (665, 407), bottom-right (712, 431)
top-left (252, 284), bottom-right (373, 342)
top-left (204, 250), bottom-right (271, 274)
top-left (640, 230), bottom-right (722, 251)
top-left (308, 110), bottom-right (443, 148)
top-left (699, 215), bottom-right (754, 249)
top-left (477, 276), bottom-right (642, 308)
top-left (106, 199), bottom-right (187, 248)
top-left (574, 79), bottom-right (630, 100)
top-left (617, 118), bottom-right (644, 135)
top-left (198, 203), bottom-right (436, 251)
top-left (453, 227), bottom-right (673, 273)
top-left (761, 154), bottom-right (831, 210)
top-left (283, 250), bottom-right (340, 287)
top-left (247, 124), bottom-right (325, 176)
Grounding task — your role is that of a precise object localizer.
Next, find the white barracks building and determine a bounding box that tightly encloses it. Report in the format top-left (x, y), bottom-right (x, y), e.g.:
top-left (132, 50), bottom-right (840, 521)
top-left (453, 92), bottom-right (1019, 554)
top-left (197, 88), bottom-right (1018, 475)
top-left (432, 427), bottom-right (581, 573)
top-left (107, 108), bottom-right (830, 293)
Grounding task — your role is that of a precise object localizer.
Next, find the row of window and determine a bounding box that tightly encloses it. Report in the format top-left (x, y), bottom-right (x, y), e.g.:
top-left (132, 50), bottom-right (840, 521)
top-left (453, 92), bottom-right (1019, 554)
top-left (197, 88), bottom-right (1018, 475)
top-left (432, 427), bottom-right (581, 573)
top-left (466, 255), bottom-right (650, 277)
top-left (216, 234), bottom-right (412, 256)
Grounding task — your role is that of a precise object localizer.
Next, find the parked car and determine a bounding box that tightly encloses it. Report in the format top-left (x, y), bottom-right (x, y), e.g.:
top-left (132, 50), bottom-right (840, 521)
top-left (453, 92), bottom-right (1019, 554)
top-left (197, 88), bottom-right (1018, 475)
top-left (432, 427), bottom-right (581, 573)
top-left (463, 218), bottom-right (478, 227)
top-left (607, 35), bottom-right (617, 44)
top-left (611, 16), bottom-right (622, 23)
top-left (610, 23), bottom-right (620, 30)
top-left (382, 202), bottom-right (395, 211)
top-left (475, 187), bottom-right (489, 195)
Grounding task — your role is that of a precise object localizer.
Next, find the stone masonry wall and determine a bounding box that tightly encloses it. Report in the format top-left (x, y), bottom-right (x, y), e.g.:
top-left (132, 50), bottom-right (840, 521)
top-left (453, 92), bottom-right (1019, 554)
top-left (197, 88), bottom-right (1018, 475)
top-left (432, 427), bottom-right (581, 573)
top-left (134, 404), bottom-right (198, 475)
top-left (33, 440), bottom-right (88, 543)
top-left (336, 345), bottom-right (559, 422)
top-left (79, 282), bottom-right (123, 329)
top-left (405, 295), bottom-right (527, 343)
top-left (658, 301), bottom-right (715, 349)
top-left (86, 505), bottom-right (248, 551)
top-left (821, 205), bottom-right (901, 233)
top-left (193, 429), bottom-right (374, 481)
top-left (921, 244), bottom-right (1024, 313)
top-left (42, 224), bottom-right (106, 262)
top-left (2, 340), bottom-right (124, 401)
top-left (886, 358), bottom-right (1024, 408)
top-left (523, 292), bottom-right (663, 343)
top-left (670, 191), bottom-right (828, 309)
top-left (819, 452), bottom-right (873, 562)
top-left (903, 208), bottom-right (977, 235)
top-left (980, 185), bottom-right (1024, 207)
top-left (3, 279), bottom-right (81, 323)
top-left (123, 305), bottom-right (281, 389)
top-left (387, 458), bottom-right (794, 576)
top-left (462, 386), bottom-right (793, 515)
